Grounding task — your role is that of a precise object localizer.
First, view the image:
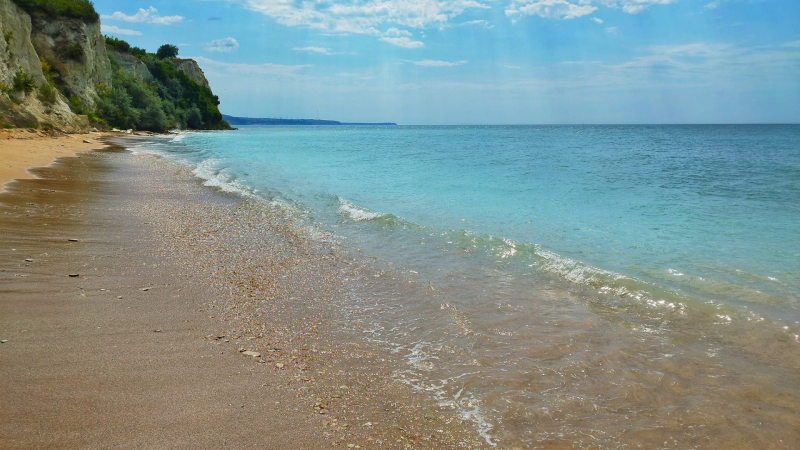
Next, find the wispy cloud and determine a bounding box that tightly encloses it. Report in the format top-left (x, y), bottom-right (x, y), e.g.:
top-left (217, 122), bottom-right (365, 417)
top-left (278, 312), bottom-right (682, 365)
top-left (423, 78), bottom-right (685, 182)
top-left (606, 26), bottom-right (617, 33)
top-left (380, 36), bottom-right (425, 48)
top-left (406, 59), bottom-right (468, 67)
top-left (190, 57), bottom-right (310, 79)
top-left (293, 46), bottom-right (334, 55)
top-left (592, 17), bottom-right (603, 24)
top-left (505, 0), bottom-right (595, 19)
top-left (225, 0), bottom-right (490, 48)
top-left (204, 38), bottom-right (240, 53)
top-left (101, 25), bottom-right (142, 36)
top-left (506, 0), bottom-right (675, 19)
top-left (451, 19), bottom-right (494, 29)
top-left (101, 6), bottom-right (183, 25)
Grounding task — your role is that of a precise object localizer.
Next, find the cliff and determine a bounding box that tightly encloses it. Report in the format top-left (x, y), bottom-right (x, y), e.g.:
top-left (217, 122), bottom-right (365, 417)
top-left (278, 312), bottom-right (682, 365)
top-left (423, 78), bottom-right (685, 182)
top-left (0, 0), bottom-right (89, 131)
top-left (0, 0), bottom-right (227, 133)
top-left (30, 13), bottom-right (111, 109)
top-left (170, 58), bottom-right (209, 89)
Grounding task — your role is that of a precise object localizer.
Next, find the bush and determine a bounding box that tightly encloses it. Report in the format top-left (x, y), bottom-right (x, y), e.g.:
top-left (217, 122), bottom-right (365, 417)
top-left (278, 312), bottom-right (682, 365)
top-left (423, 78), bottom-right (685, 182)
top-left (105, 36), bottom-right (148, 58)
top-left (62, 43), bottom-right (84, 62)
top-left (105, 36), bottom-right (130, 53)
top-left (10, 0), bottom-right (99, 23)
top-left (13, 69), bottom-right (36, 94)
top-left (3, 31), bottom-right (13, 44)
top-left (38, 82), bottom-right (57, 104)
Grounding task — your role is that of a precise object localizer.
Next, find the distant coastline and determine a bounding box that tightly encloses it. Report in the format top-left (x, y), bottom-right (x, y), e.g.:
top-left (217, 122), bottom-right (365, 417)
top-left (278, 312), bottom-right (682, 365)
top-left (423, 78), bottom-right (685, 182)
top-left (222, 114), bottom-right (397, 126)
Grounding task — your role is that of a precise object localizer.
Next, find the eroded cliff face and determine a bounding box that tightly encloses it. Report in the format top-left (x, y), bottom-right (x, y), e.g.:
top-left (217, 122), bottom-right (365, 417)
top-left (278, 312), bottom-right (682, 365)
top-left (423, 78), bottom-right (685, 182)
top-left (31, 15), bottom-right (111, 109)
top-left (108, 50), bottom-right (152, 83)
top-left (0, 0), bottom-right (88, 132)
top-left (170, 59), bottom-right (210, 89)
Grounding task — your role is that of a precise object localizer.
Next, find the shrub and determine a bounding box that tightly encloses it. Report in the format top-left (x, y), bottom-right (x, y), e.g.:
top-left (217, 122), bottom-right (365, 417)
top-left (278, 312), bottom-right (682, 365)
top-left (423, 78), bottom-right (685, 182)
top-left (3, 31), bottom-right (13, 44)
top-left (38, 82), bottom-right (57, 104)
top-left (105, 36), bottom-right (148, 58)
top-left (10, 0), bottom-right (99, 23)
top-left (62, 43), bottom-right (84, 62)
top-left (105, 36), bottom-right (130, 53)
top-left (13, 69), bottom-right (36, 94)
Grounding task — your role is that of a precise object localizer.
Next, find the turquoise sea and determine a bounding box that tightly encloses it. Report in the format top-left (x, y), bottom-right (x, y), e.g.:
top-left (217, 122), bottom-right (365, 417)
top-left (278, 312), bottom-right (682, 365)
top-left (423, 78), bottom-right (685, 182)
top-left (137, 125), bottom-right (800, 448)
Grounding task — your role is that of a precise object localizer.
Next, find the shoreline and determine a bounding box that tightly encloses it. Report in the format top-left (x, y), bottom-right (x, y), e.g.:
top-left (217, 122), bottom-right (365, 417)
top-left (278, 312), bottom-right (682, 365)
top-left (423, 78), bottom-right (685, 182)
top-left (0, 137), bottom-right (486, 448)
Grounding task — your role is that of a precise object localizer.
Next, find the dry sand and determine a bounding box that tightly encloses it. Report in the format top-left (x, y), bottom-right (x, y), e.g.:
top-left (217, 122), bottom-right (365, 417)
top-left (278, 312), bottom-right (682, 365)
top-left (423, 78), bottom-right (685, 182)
top-left (0, 129), bottom-right (107, 191)
top-left (0, 138), bottom-right (484, 448)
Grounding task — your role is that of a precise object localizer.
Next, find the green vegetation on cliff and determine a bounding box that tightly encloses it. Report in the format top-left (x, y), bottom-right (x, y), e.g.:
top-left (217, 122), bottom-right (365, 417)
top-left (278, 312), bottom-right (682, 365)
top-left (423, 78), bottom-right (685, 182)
top-left (10, 0), bottom-right (99, 22)
top-left (98, 37), bottom-right (229, 132)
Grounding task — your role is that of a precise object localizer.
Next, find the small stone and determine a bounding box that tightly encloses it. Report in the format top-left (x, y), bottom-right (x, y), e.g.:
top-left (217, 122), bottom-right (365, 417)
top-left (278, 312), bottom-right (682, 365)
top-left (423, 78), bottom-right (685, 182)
top-left (275, 362), bottom-right (285, 368)
top-left (68, 274), bottom-right (79, 277)
top-left (0, 340), bottom-right (7, 344)
top-left (83, 139), bottom-right (92, 144)
top-left (68, 239), bottom-right (79, 242)
top-left (139, 288), bottom-right (150, 291)
top-left (241, 351), bottom-right (261, 358)
top-left (24, 259), bottom-right (33, 262)
top-left (117, 296), bottom-right (123, 299)
top-left (347, 445), bottom-right (355, 448)
top-left (153, 329), bottom-right (162, 333)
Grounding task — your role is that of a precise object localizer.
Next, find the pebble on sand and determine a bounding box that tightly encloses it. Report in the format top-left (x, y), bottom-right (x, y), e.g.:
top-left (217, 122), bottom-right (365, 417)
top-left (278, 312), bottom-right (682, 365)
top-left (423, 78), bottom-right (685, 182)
top-left (83, 140), bottom-right (92, 144)
top-left (241, 351), bottom-right (261, 358)
top-left (68, 239), bottom-right (79, 242)
top-left (68, 274), bottom-right (79, 277)
top-left (1, 340), bottom-right (8, 344)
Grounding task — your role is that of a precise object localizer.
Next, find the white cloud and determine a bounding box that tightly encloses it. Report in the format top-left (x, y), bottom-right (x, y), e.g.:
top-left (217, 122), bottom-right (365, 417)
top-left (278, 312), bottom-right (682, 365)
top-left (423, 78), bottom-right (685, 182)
top-left (379, 36), bottom-right (425, 48)
top-left (385, 27), bottom-right (412, 37)
top-left (293, 46), bottom-right (333, 54)
top-left (204, 38), bottom-right (240, 53)
top-left (511, 0), bottom-right (597, 19)
top-left (406, 59), bottom-right (467, 67)
top-left (606, 26), bottom-right (617, 33)
top-left (101, 25), bottom-right (142, 36)
top-left (507, 0), bottom-right (675, 20)
top-left (504, 64), bottom-right (523, 69)
top-left (101, 6), bottom-right (183, 25)
top-left (594, 0), bottom-right (677, 14)
top-left (229, 0), bottom-right (491, 47)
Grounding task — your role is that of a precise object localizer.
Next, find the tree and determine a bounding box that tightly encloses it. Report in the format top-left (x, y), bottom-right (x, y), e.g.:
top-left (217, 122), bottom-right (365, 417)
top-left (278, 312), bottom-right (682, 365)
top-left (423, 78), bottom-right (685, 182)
top-left (156, 44), bottom-right (179, 59)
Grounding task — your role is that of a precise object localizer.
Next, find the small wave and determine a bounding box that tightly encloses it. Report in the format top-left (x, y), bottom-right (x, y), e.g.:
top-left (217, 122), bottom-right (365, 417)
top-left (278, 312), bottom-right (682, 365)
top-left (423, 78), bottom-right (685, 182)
top-left (192, 159), bottom-right (258, 199)
top-left (337, 198), bottom-right (386, 222)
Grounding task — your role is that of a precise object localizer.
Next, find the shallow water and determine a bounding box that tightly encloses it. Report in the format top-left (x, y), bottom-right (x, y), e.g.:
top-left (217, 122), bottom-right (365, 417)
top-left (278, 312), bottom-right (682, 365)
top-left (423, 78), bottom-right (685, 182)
top-left (134, 125), bottom-right (800, 448)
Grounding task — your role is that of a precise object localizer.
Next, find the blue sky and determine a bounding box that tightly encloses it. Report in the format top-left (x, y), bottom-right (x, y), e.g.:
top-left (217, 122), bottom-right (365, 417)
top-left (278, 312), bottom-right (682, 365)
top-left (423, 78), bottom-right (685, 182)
top-left (94, 0), bottom-right (800, 124)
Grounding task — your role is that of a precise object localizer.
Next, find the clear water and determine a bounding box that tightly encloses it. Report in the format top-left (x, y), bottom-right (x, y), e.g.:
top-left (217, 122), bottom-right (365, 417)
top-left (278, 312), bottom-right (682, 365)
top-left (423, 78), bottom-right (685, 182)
top-left (136, 125), bottom-right (800, 448)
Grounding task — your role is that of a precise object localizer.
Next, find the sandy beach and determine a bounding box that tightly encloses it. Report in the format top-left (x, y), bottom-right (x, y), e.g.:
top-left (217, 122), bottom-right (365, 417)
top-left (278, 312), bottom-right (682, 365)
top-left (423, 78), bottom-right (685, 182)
top-left (0, 137), bottom-right (485, 449)
top-left (0, 129), bottom-right (108, 192)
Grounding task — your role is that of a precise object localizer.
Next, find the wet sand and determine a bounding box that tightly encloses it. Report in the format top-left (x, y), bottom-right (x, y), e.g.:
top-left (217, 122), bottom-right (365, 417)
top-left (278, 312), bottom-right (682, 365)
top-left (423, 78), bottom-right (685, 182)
top-left (0, 142), bottom-right (484, 448)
